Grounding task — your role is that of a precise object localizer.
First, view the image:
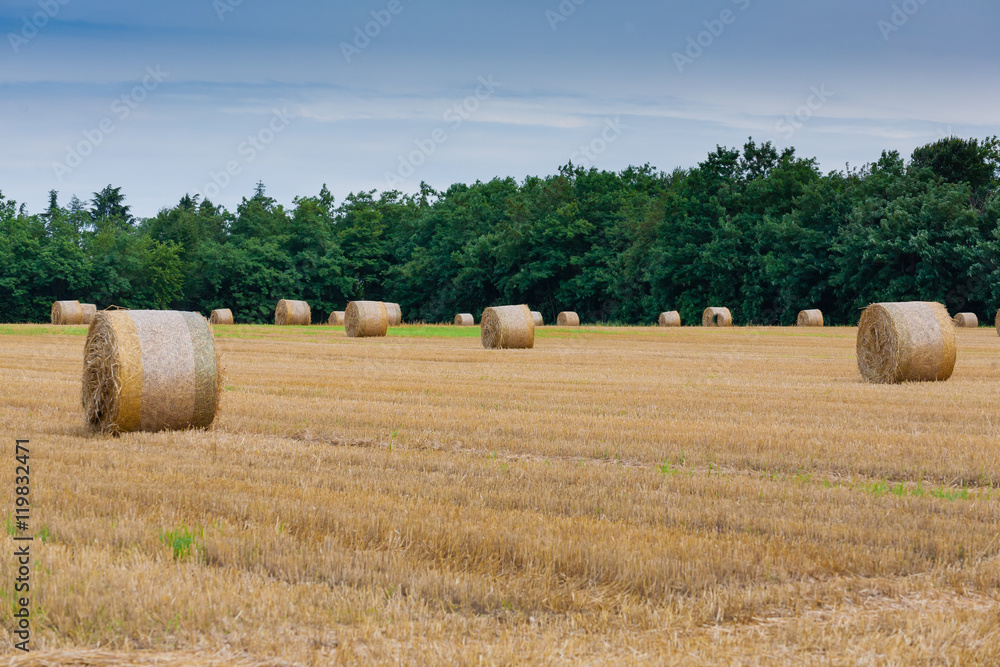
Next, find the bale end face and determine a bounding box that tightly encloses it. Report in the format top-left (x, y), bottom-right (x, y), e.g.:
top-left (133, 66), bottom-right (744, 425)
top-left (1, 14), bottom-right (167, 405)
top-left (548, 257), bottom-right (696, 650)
top-left (346, 301), bottom-right (389, 338)
top-left (454, 313), bottom-right (475, 326)
top-left (953, 313), bottom-right (978, 328)
top-left (659, 311), bottom-right (681, 327)
top-left (481, 305), bottom-right (534, 349)
top-left (530, 311), bottom-right (544, 327)
top-left (210, 309), bottom-right (234, 325)
top-left (275, 300), bottom-right (311, 326)
top-left (384, 302), bottom-right (403, 326)
top-left (797, 309), bottom-right (824, 327)
top-left (856, 302), bottom-right (956, 384)
top-left (556, 311), bottom-right (580, 327)
top-left (51, 300), bottom-right (84, 325)
top-left (328, 311), bottom-right (346, 326)
top-left (81, 304), bottom-right (98, 325)
top-left (702, 307), bottom-right (733, 327)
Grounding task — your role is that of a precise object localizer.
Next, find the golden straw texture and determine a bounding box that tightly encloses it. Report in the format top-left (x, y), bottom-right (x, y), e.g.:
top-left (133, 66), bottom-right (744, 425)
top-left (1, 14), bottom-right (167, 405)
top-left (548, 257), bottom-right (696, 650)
top-left (209, 309), bottom-right (234, 325)
top-left (81, 310), bottom-right (222, 433)
top-left (454, 313), bottom-right (475, 326)
top-left (856, 302), bottom-right (956, 384)
top-left (328, 311), bottom-right (345, 326)
top-left (702, 307), bottom-right (733, 327)
top-left (797, 309), bottom-right (824, 327)
top-left (658, 311), bottom-right (681, 327)
top-left (345, 301), bottom-right (389, 338)
top-left (953, 313), bottom-right (978, 328)
top-left (274, 300), bottom-right (311, 326)
top-left (481, 305), bottom-right (534, 349)
top-left (51, 300), bottom-right (84, 325)
top-left (556, 311), bottom-right (580, 326)
top-left (531, 311), bottom-right (544, 327)
top-left (384, 302), bottom-right (403, 326)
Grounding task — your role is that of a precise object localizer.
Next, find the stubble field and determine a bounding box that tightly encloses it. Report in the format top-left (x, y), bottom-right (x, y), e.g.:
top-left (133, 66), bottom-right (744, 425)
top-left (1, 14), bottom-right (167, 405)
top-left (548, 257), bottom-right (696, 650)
top-left (1, 322), bottom-right (999, 665)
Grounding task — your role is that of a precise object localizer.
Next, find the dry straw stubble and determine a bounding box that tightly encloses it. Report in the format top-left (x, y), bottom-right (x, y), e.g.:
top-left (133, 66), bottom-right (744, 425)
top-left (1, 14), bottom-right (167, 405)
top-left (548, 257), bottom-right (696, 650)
top-left (659, 311), bottom-right (681, 327)
top-left (81, 310), bottom-right (222, 433)
top-left (274, 300), bottom-right (311, 326)
top-left (481, 304), bottom-right (534, 349)
top-left (51, 300), bottom-right (84, 325)
top-left (797, 309), bottom-right (824, 327)
top-left (702, 307), bottom-right (733, 327)
top-left (384, 302), bottom-right (403, 326)
top-left (345, 301), bottom-right (389, 338)
top-left (953, 313), bottom-right (979, 328)
top-left (557, 311), bottom-right (580, 326)
top-left (856, 301), bottom-right (956, 384)
top-left (454, 313), bottom-right (475, 326)
top-left (210, 309), bottom-right (234, 325)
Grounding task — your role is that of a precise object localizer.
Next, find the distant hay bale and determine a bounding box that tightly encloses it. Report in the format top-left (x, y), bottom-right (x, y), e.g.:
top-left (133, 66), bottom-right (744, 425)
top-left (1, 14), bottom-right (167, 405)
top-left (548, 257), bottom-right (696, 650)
top-left (996, 309), bottom-right (1000, 336)
top-left (274, 300), bottom-right (311, 326)
top-left (856, 302), bottom-right (956, 384)
top-left (702, 307), bottom-right (733, 327)
top-left (51, 300), bottom-right (84, 325)
top-left (454, 313), bottom-right (475, 326)
top-left (345, 301), bottom-right (388, 338)
top-left (797, 309), bottom-right (824, 327)
top-left (953, 313), bottom-right (978, 328)
top-left (384, 302), bottom-right (402, 326)
top-left (531, 311), bottom-right (544, 327)
top-left (481, 305), bottom-right (534, 350)
top-left (659, 311), bottom-right (681, 327)
top-left (209, 309), bottom-right (234, 325)
top-left (81, 304), bottom-right (98, 325)
top-left (328, 311), bottom-right (345, 326)
top-left (556, 311), bottom-right (580, 326)
top-left (81, 310), bottom-right (221, 434)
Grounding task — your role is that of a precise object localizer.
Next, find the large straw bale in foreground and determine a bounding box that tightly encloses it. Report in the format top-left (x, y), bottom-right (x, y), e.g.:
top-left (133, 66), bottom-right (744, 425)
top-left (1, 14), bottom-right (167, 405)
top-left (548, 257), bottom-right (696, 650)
top-left (328, 311), bottom-right (345, 326)
top-left (51, 300), bottom-right (84, 325)
top-left (702, 307), bottom-right (733, 327)
top-left (345, 301), bottom-right (388, 338)
top-left (209, 309), bottom-right (234, 325)
top-left (82, 310), bottom-right (221, 433)
top-left (856, 302), bottom-right (956, 384)
top-left (797, 309), bottom-right (824, 327)
top-left (659, 311), bottom-right (681, 327)
top-left (557, 311), bottom-right (580, 326)
top-left (384, 302), bottom-right (403, 326)
top-left (454, 313), bottom-right (475, 326)
top-left (953, 313), bottom-right (978, 328)
top-left (481, 305), bottom-right (534, 349)
top-left (274, 300), bottom-right (311, 326)
top-left (531, 311), bottom-right (544, 327)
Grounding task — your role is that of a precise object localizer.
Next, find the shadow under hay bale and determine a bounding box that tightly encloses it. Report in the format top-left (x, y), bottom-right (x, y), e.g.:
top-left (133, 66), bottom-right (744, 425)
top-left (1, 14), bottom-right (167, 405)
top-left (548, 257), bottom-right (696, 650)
top-left (797, 309), bottom-right (824, 327)
top-left (856, 302), bottom-right (956, 384)
top-left (659, 311), bottom-right (681, 327)
top-left (454, 313), bottom-right (475, 326)
top-left (556, 311), bottom-right (580, 326)
top-left (210, 309), bottom-right (234, 325)
top-left (481, 305), bottom-right (534, 349)
top-left (531, 311), bottom-right (544, 327)
top-left (384, 302), bottom-right (402, 326)
top-left (82, 310), bottom-right (222, 434)
top-left (328, 311), bottom-right (345, 326)
top-left (702, 307), bottom-right (733, 327)
top-left (51, 300), bottom-right (84, 325)
top-left (346, 301), bottom-right (388, 338)
top-left (274, 300), bottom-right (311, 326)
top-left (953, 313), bottom-right (978, 328)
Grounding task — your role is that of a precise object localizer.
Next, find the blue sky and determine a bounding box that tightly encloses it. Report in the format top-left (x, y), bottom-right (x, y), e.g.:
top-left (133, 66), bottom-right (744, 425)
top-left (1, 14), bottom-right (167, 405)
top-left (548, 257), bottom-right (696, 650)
top-left (1, 0), bottom-right (997, 217)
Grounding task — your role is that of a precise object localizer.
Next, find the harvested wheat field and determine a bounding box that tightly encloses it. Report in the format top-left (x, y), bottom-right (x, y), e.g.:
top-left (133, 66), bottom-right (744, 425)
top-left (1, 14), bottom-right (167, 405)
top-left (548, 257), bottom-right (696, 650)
top-left (2, 323), bottom-right (999, 666)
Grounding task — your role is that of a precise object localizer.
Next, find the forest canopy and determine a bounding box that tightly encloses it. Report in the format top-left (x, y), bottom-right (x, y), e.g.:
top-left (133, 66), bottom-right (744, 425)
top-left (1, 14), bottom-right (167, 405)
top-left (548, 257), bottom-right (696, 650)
top-left (2, 136), bottom-right (998, 326)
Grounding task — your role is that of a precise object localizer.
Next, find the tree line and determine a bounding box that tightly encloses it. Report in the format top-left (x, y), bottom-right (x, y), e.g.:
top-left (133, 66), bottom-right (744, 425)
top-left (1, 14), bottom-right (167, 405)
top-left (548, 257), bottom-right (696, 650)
top-left (2, 136), bottom-right (998, 326)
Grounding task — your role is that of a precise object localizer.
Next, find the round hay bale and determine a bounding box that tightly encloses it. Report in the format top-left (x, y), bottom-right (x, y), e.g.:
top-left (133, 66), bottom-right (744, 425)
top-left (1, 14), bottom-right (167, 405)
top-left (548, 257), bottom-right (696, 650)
top-left (953, 313), bottom-right (978, 328)
top-left (454, 313), bottom-right (475, 326)
top-left (481, 305), bottom-right (534, 350)
top-left (702, 307), bottom-right (733, 327)
top-left (275, 300), bottom-right (311, 326)
top-left (384, 302), bottom-right (402, 326)
top-left (81, 310), bottom-right (221, 434)
top-left (328, 311), bottom-right (345, 326)
top-left (658, 311), bottom-right (681, 327)
top-left (51, 300), bottom-right (84, 325)
top-left (797, 309), bottom-right (824, 327)
top-left (996, 309), bottom-right (1000, 336)
top-left (856, 302), bottom-right (956, 384)
top-left (531, 311), bottom-right (544, 327)
top-left (209, 309), bottom-right (234, 325)
top-left (80, 304), bottom-right (98, 325)
top-left (556, 311), bottom-right (580, 327)
top-left (345, 301), bottom-right (388, 338)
